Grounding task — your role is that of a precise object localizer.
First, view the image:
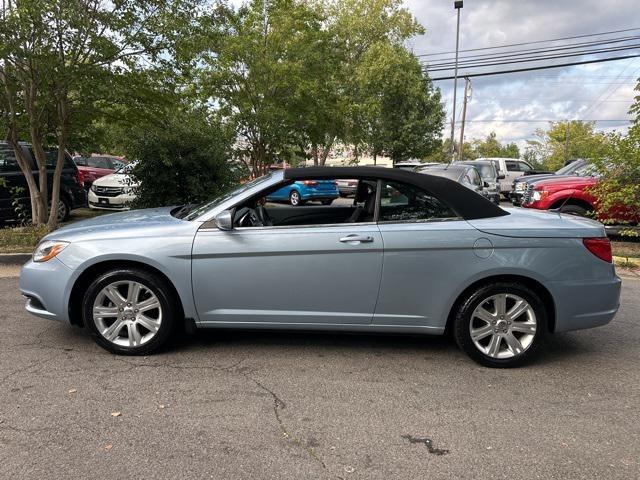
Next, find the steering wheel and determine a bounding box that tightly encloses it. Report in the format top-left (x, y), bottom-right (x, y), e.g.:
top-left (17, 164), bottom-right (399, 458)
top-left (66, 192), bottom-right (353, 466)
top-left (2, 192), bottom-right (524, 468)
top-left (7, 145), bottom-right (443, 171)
top-left (235, 207), bottom-right (266, 227)
top-left (255, 205), bottom-right (273, 226)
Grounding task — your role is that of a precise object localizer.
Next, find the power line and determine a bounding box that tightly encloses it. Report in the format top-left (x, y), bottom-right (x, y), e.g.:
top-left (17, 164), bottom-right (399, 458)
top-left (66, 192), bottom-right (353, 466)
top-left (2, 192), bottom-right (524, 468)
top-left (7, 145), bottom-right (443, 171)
top-left (421, 35), bottom-right (640, 66)
top-left (424, 43), bottom-right (640, 72)
top-left (429, 54), bottom-right (640, 80)
top-left (452, 119), bottom-right (631, 123)
top-left (415, 27), bottom-right (640, 57)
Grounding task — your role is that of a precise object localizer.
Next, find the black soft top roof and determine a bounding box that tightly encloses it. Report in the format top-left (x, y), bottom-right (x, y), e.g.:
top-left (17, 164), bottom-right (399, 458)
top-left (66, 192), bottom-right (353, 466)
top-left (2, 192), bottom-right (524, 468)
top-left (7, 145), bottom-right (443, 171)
top-left (284, 167), bottom-right (508, 220)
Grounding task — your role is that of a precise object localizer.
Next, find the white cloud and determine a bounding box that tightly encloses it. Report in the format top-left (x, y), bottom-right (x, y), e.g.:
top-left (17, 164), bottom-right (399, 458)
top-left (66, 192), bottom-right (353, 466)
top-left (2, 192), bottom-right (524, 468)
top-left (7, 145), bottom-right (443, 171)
top-left (404, 0), bottom-right (639, 149)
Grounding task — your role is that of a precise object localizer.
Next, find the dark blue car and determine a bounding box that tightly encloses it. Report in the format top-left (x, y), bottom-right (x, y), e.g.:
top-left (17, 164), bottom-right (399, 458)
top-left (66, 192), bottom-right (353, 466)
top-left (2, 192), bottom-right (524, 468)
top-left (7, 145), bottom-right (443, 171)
top-left (266, 180), bottom-right (339, 206)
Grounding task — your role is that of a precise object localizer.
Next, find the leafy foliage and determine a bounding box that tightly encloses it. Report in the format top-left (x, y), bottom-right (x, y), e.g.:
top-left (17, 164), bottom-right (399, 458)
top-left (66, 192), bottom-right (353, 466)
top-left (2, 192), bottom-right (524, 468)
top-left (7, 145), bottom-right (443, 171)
top-left (524, 121), bottom-right (609, 171)
top-left (127, 111), bottom-right (237, 208)
top-left (589, 80), bottom-right (640, 227)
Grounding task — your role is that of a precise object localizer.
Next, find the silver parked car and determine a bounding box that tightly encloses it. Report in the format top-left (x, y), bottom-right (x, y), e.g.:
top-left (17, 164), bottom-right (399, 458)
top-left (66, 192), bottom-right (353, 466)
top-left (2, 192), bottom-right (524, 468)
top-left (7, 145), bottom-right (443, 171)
top-left (20, 167), bottom-right (620, 367)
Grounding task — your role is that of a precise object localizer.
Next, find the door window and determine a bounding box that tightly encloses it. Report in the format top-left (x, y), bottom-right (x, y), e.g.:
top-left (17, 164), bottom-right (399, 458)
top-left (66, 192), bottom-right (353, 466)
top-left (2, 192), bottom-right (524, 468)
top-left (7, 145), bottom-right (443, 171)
top-left (505, 161), bottom-right (519, 172)
top-left (378, 181), bottom-right (459, 223)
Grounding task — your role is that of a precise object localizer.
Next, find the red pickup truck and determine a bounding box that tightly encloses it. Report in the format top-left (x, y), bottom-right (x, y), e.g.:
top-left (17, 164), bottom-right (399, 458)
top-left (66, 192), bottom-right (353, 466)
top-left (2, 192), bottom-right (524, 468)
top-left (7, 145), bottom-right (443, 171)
top-left (521, 175), bottom-right (638, 222)
top-left (73, 155), bottom-right (126, 189)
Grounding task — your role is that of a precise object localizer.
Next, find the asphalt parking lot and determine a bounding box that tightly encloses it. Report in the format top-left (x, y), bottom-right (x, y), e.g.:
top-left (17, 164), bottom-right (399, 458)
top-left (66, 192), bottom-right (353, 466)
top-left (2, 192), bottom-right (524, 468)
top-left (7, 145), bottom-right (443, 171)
top-left (1, 266), bottom-right (638, 480)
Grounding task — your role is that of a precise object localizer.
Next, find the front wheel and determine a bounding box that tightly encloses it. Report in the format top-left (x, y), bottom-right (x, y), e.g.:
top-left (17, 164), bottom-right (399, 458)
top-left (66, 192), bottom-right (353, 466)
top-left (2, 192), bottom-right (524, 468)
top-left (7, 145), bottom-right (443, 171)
top-left (82, 268), bottom-right (177, 355)
top-left (321, 199), bottom-right (334, 205)
top-left (453, 282), bottom-right (547, 368)
top-left (559, 204), bottom-right (588, 217)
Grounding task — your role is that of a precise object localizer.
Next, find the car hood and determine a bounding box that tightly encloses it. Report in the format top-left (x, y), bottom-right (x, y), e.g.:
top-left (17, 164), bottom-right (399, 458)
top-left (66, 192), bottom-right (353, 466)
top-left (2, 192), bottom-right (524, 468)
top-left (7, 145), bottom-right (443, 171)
top-left (513, 173), bottom-right (559, 184)
top-left (532, 175), bottom-right (597, 189)
top-left (93, 172), bottom-right (138, 187)
top-left (45, 207), bottom-right (198, 243)
top-left (468, 207), bottom-right (605, 238)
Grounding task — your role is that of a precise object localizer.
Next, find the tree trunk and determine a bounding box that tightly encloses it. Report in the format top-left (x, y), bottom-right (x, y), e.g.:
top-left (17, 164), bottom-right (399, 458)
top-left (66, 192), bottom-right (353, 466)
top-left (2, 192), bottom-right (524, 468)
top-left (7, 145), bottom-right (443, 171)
top-left (47, 95), bottom-right (70, 228)
top-left (311, 143), bottom-right (319, 166)
top-left (318, 136), bottom-right (335, 166)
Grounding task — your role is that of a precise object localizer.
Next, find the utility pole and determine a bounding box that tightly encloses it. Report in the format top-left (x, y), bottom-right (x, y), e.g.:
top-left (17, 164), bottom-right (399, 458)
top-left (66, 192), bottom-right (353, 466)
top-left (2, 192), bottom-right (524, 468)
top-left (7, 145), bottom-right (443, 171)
top-left (458, 77), bottom-right (470, 161)
top-left (449, 1), bottom-right (463, 162)
top-left (564, 121), bottom-right (570, 164)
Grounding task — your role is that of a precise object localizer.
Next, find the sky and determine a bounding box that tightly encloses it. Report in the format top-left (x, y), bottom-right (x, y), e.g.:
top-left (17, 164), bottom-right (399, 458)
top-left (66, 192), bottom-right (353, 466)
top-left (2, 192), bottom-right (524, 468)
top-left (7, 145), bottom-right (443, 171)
top-left (404, 0), bottom-right (639, 149)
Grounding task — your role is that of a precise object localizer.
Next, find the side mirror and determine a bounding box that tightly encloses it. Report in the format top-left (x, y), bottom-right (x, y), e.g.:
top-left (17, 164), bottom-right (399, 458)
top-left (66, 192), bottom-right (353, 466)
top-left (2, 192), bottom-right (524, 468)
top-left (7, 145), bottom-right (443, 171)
top-left (215, 210), bottom-right (233, 231)
top-left (497, 174), bottom-right (505, 180)
top-left (483, 181), bottom-right (490, 188)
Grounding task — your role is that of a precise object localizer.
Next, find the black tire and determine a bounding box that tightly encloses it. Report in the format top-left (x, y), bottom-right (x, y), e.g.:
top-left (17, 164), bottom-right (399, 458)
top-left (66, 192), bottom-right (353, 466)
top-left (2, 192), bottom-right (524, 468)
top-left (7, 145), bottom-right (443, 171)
top-left (289, 190), bottom-right (303, 206)
top-left (321, 199), bottom-right (334, 205)
top-left (559, 204), bottom-right (588, 217)
top-left (82, 268), bottom-right (177, 355)
top-left (453, 282), bottom-right (547, 368)
top-left (56, 196), bottom-right (71, 223)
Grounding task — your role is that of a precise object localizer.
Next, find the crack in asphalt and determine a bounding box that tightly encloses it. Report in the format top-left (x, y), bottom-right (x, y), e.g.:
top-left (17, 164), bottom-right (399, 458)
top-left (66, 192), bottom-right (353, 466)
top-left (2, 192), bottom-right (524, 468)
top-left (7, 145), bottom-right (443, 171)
top-left (400, 434), bottom-right (449, 455)
top-left (108, 356), bottom-right (328, 470)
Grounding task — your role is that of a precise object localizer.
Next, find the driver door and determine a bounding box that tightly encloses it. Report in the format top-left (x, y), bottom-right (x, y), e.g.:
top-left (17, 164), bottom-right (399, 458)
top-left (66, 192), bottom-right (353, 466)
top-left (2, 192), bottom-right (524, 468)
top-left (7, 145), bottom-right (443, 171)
top-left (191, 207), bottom-right (383, 327)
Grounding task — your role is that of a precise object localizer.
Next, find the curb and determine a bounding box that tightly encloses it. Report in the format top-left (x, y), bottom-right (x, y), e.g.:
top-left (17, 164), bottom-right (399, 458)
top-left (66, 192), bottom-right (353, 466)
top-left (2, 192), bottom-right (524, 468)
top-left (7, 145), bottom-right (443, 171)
top-left (0, 253), bottom-right (31, 265)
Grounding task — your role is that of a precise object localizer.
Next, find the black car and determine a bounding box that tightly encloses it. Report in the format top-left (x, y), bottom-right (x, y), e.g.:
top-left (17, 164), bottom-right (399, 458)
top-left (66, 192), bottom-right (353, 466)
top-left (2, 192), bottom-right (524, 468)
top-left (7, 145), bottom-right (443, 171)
top-left (0, 141), bottom-right (87, 223)
top-left (510, 159), bottom-right (590, 205)
top-left (456, 160), bottom-right (503, 205)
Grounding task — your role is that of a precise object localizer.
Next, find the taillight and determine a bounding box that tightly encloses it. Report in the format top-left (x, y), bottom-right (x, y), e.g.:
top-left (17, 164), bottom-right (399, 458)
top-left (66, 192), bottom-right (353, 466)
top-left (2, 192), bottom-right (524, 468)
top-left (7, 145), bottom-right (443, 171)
top-left (75, 169), bottom-right (84, 186)
top-left (583, 237), bottom-right (612, 263)
top-left (302, 180), bottom-right (318, 186)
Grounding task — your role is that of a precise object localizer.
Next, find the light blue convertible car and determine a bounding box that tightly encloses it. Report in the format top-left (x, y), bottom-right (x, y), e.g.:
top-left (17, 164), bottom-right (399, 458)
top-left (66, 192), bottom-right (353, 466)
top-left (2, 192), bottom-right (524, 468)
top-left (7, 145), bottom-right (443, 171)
top-left (20, 167), bottom-right (620, 367)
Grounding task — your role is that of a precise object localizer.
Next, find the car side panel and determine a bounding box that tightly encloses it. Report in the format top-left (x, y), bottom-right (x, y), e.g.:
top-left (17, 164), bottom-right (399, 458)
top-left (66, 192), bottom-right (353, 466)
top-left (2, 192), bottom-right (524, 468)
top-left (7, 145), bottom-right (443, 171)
top-left (377, 223), bottom-right (619, 333)
top-left (49, 222), bottom-right (200, 322)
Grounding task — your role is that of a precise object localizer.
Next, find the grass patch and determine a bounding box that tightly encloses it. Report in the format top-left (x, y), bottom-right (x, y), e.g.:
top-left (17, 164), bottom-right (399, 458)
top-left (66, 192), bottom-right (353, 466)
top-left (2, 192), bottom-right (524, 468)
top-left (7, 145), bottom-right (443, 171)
top-left (0, 208), bottom-right (109, 253)
top-left (611, 240), bottom-right (640, 259)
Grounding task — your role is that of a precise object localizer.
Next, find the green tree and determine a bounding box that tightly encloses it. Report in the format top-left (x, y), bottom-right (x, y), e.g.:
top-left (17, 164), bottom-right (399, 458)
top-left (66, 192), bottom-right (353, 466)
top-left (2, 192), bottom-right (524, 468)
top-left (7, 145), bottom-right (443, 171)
top-left (127, 109), bottom-right (236, 208)
top-left (525, 121), bottom-right (608, 171)
top-left (352, 42), bottom-right (443, 164)
top-left (466, 132), bottom-right (519, 159)
top-left (589, 80), bottom-right (640, 225)
top-left (0, 0), bottom-right (202, 227)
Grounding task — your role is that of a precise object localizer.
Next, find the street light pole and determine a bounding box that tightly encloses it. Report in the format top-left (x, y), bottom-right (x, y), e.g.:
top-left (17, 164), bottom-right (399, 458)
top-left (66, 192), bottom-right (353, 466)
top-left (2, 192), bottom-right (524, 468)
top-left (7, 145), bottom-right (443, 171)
top-left (449, 1), bottom-right (463, 162)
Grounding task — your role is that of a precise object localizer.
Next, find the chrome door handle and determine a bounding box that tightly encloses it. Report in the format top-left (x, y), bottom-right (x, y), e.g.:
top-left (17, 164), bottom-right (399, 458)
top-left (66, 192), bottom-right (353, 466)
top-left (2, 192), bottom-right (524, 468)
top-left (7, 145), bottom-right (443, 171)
top-left (339, 234), bottom-right (374, 243)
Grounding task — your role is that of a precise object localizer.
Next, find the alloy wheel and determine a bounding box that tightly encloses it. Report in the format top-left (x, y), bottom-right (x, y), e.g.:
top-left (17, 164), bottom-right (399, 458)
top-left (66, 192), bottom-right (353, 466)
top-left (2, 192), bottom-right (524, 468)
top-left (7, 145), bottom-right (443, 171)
top-left (469, 293), bottom-right (537, 359)
top-left (290, 191), bottom-right (300, 206)
top-left (92, 280), bottom-right (162, 348)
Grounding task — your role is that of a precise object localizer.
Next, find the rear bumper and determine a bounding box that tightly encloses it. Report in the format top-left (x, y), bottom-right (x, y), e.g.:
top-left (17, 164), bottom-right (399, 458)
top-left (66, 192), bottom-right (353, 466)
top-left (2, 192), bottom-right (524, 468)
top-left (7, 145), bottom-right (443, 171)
top-left (20, 258), bottom-right (75, 323)
top-left (550, 274), bottom-right (621, 332)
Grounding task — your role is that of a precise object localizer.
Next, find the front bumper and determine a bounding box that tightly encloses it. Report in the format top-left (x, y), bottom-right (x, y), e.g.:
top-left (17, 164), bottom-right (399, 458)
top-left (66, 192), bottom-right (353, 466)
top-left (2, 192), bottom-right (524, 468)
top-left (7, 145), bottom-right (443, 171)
top-left (20, 258), bottom-right (75, 323)
top-left (88, 189), bottom-right (135, 210)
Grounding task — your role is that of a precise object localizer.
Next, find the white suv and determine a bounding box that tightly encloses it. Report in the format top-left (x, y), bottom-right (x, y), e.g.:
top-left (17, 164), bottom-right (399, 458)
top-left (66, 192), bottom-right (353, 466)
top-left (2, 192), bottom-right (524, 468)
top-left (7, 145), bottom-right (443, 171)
top-left (88, 163), bottom-right (138, 210)
top-left (476, 158), bottom-right (535, 197)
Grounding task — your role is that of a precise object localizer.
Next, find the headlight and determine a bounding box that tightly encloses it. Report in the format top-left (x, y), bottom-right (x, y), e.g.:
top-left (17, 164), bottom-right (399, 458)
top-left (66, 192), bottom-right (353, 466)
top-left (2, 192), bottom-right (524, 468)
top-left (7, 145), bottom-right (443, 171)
top-left (123, 187), bottom-right (133, 194)
top-left (33, 241), bottom-right (69, 263)
top-left (91, 184), bottom-right (98, 192)
top-left (532, 190), bottom-right (544, 201)
top-left (515, 182), bottom-right (526, 192)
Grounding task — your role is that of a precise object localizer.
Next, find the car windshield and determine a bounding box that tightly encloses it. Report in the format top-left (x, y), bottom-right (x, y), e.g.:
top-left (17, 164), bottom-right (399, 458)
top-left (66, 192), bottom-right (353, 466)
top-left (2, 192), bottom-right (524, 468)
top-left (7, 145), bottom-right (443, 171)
top-left (182, 173), bottom-right (275, 221)
top-left (556, 160), bottom-right (585, 175)
top-left (471, 164), bottom-right (495, 180)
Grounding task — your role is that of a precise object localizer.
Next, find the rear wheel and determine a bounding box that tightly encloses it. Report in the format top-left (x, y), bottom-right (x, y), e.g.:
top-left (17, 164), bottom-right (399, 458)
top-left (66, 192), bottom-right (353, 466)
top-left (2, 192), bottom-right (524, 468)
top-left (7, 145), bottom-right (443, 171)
top-left (56, 197), bottom-right (71, 223)
top-left (82, 268), bottom-right (176, 355)
top-left (289, 190), bottom-right (303, 206)
top-left (321, 199), bottom-right (333, 205)
top-left (453, 282), bottom-right (547, 368)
